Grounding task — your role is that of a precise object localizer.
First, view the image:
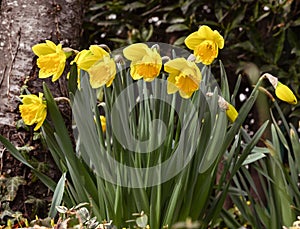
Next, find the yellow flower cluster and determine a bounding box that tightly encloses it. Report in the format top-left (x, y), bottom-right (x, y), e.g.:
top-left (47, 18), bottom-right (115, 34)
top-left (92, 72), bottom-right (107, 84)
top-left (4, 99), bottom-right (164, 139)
top-left (23, 25), bottom-right (242, 130)
top-left (122, 25), bottom-right (223, 98)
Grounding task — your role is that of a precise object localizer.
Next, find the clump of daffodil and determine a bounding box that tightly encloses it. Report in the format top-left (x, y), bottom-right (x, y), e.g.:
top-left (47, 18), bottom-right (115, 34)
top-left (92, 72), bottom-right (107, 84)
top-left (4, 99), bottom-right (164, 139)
top-left (263, 73), bottom-right (297, 105)
top-left (72, 45), bottom-right (116, 88)
top-left (185, 25), bottom-right (224, 65)
top-left (164, 58), bottom-right (201, 99)
top-left (32, 40), bottom-right (67, 82)
top-left (19, 93), bottom-right (47, 131)
top-left (123, 43), bottom-right (162, 82)
top-left (207, 93), bottom-right (238, 122)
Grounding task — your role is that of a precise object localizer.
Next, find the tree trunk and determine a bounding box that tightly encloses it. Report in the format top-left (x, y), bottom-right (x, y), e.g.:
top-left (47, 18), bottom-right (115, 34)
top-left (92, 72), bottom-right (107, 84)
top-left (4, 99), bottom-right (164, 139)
top-left (0, 0), bottom-right (86, 145)
top-left (0, 0), bottom-right (88, 217)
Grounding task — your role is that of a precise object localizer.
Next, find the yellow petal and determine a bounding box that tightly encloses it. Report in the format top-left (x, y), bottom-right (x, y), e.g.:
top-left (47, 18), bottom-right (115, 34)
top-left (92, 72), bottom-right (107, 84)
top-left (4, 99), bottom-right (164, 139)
top-left (89, 45), bottom-right (109, 58)
top-left (52, 61), bottom-right (66, 82)
top-left (46, 40), bottom-right (59, 51)
top-left (164, 58), bottom-right (188, 74)
top-left (197, 25), bottom-right (216, 39)
top-left (100, 115), bottom-right (106, 132)
top-left (226, 103), bottom-right (238, 123)
top-left (32, 42), bottom-right (56, 56)
top-left (213, 30), bottom-right (224, 49)
top-left (89, 57), bottom-right (116, 88)
top-left (184, 31), bottom-right (205, 50)
top-left (34, 105), bottom-right (47, 131)
top-left (167, 74), bottom-right (178, 94)
top-left (275, 82), bottom-right (297, 105)
top-left (130, 64), bottom-right (144, 80)
top-left (123, 43), bottom-right (149, 61)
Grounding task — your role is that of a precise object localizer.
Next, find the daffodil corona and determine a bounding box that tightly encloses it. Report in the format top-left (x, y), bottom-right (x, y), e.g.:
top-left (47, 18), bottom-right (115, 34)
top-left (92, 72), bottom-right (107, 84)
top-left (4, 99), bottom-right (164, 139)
top-left (123, 43), bottom-right (162, 82)
top-left (19, 93), bottom-right (47, 131)
top-left (185, 25), bottom-right (224, 65)
top-left (164, 58), bottom-right (201, 98)
top-left (32, 40), bottom-right (67, 82)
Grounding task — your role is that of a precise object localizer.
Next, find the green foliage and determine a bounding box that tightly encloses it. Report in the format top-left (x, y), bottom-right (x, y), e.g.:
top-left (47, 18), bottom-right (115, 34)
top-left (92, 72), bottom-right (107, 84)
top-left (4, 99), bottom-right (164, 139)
top-left (0, 58), bottom-right (272, 228)
top-left (229, 100), bottom-right (300, 228)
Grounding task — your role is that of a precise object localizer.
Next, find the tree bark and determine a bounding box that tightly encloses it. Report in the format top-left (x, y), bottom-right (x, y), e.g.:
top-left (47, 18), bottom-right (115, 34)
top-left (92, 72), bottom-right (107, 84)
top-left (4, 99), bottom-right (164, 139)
top-left (0, 0), bottom-right (86, 144)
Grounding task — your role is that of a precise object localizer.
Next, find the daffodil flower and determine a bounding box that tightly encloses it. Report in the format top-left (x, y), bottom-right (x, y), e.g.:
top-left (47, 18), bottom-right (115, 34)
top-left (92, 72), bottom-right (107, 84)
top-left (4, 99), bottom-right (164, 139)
top-left (185, 25), bottom-right (224, 65)
top-left (123, 43), bottom-right (162, 82)
top-left (32, 40), bottom-right (67, 81)
top-left (88, 55), bottom-right (116, 88)
top-left (225, 103), bottom-right (238, 123)
top-left (264, 73), bottom-right (297, 105)
top-left (275, 82), bottom-right (297, 105)
top-left (164, 58), bottom-right (201, 99)
top-left (218, 97), bottom-right (238, 123)
top-left (207, 93), bottom-right (238, 122)
top-left (72, 45), bottom-right (116, 88)
top-left (19, 93), bottom-right (47, 131)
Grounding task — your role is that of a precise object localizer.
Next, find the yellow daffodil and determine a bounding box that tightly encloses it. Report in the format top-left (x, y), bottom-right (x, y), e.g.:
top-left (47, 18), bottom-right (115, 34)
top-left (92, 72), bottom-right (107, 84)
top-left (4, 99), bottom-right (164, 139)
top-left (100, 115), bottom-right (106, 132)
top-left (32, 40), bottom-right (66, 81)
top-left (185, 25), bottom-right (224, 65)
top-left (72, 45), bottom-right (116, 88)
top-left (275, 82), bottom-right (297, 105)
top-left (72, 45), bottom-right (109, 71)
top-left (123, 43), bottom-right (162, 82)
top-left (19, 93), bottom-right (47, 131)
top-left (207, 93), bottom-right (238, 123)
top-left (264, 73), bottom-right (297, 105)
top-left (88, 55), bottom-right (116, 88)
top-left (225, 103), bottom-right (238, 123)
top-left (164, 58), bottom-right (201, 98)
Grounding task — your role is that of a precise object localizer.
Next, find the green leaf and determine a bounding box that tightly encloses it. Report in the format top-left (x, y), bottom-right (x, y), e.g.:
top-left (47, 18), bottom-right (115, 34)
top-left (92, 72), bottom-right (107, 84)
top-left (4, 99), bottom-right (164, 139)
top-left (68, 63), bottom-right (78, 95)
top-left (123, 2), bottom-right (146, 11)
top-left (242, 152), bottom-right (266, 165)
top-left (49, 173), bottom-right (66, 218)
top-left (273, 30), bottom-right (285, 64)
top-left (166, 24), bottom-right (189, 33)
